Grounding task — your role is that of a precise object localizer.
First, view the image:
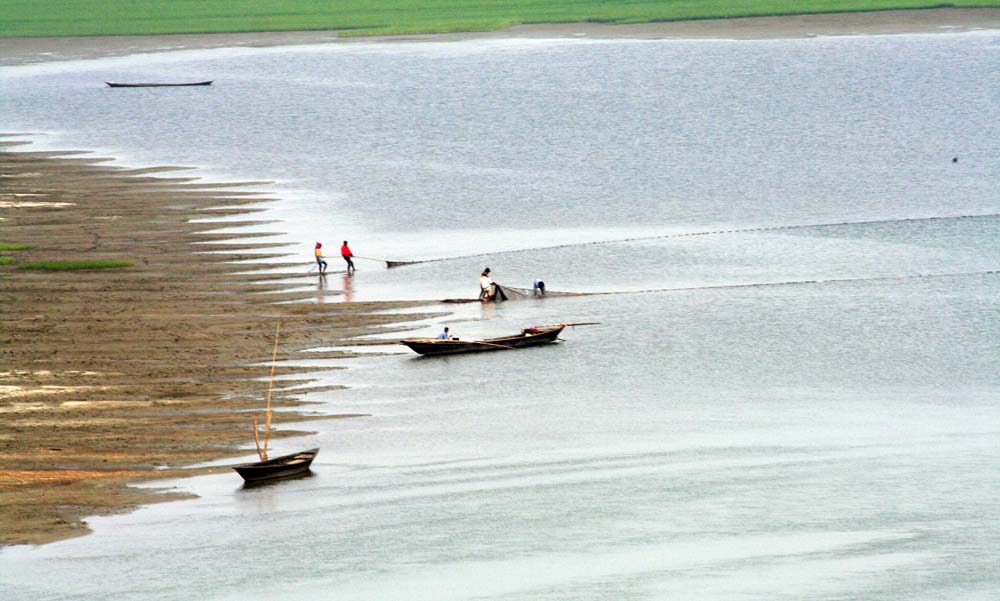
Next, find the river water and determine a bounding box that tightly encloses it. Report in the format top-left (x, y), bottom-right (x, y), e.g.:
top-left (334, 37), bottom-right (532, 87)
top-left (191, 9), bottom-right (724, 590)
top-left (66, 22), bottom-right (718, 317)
top-left (2, 31), bottom-right (999, 600)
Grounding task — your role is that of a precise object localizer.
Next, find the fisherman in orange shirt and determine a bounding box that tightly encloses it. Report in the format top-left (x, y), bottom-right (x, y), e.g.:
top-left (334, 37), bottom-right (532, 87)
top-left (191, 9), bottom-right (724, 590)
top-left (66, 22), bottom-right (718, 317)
top-left (314, 242), bottom-right (328, 274)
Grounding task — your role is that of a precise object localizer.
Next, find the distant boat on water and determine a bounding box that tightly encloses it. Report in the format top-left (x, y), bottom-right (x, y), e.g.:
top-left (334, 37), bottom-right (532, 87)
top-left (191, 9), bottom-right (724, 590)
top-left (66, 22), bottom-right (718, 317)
top-left (105, 80), bottom-right (213, 88)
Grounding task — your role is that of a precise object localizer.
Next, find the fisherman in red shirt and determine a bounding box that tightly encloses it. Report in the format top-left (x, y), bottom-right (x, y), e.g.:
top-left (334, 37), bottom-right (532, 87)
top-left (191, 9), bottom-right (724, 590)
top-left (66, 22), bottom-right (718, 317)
top-left (340, 240), bottom-right (355, 275)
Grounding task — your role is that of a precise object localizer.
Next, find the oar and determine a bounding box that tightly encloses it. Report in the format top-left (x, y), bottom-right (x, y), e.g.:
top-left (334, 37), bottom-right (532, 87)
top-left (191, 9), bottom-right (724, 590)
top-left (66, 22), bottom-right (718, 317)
top-left (536, 322), bottom-right (601, 328)
top-left (407, 338), bottom-right (514, 350)
top-left (464, 340), bottom-right (515, 350)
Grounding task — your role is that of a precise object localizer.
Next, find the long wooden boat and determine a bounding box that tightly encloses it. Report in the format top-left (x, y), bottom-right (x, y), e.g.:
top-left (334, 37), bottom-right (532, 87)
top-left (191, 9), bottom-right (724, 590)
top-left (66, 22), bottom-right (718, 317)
top-left (233, 448), bottom-right (319, 483)
top-left (105, 81), bottom-right (213, 88)
top-left (401, 325), bottom-right (564, 356)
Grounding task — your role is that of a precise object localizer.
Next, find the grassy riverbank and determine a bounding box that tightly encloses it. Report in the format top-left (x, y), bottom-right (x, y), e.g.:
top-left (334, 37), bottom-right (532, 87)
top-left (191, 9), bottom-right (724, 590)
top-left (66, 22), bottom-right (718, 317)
top-left (2, 0), bottom-right (999, 37)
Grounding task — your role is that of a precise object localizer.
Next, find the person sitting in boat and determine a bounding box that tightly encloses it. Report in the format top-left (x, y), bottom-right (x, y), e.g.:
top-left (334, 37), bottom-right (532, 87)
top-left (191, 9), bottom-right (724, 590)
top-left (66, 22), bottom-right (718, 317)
top-left (522, 327), bottom-right (539, 336)
top-left (533, 279), bottom-right (546, 297)
top-left (314, 242), bottom-right (327, 274)
top-left (437, 327), bottom-right (451, 340)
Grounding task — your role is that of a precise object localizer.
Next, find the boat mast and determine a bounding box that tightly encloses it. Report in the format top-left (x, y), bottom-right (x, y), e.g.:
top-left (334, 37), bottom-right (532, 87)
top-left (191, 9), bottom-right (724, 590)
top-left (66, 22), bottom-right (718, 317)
top-left (253, 323), bottom-right (280, 461)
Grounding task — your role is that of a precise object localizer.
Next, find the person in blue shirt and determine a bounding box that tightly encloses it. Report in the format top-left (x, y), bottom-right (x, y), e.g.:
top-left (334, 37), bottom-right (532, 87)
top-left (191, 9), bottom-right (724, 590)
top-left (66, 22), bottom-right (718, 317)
top-left (533, 279), bottom-right (546, 296)
top-left (436, 327), bottom-right (450, 340)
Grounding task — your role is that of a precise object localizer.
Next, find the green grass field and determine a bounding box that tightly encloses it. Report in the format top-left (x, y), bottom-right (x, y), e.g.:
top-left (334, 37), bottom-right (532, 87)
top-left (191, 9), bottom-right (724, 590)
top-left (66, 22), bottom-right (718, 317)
top-left (0, 243), bottom-right (32, 251)
top-left (0, 1), bottom-right (995, 38)
top-left (17, 260), bottom-right (133, 271)
top-left (0, 257), bottom-right (14, 265)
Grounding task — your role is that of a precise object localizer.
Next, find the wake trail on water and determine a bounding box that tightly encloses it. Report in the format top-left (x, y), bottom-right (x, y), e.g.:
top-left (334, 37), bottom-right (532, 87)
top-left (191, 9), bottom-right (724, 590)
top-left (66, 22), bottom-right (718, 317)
top-left (390, 212), bottom-right (1000, 268)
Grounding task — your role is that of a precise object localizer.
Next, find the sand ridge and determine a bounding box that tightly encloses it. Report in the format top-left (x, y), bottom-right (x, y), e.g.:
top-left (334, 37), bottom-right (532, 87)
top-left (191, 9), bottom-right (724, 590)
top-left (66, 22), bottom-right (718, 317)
top-left (0, 142), bottom-right (433, 545)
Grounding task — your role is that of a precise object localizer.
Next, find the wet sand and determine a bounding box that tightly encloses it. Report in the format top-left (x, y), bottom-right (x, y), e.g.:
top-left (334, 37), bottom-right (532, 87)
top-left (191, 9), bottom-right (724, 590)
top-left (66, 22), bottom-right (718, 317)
top-left (1, 8), bottom-right (998, 66)
top-left (0, 140), bottom-right (433, 545)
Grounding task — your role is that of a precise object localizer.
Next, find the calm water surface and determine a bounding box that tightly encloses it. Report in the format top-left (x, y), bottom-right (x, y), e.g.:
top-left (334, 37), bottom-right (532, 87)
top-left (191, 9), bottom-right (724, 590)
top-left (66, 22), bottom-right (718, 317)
top-left (1, 32), bottom-right (999, 600)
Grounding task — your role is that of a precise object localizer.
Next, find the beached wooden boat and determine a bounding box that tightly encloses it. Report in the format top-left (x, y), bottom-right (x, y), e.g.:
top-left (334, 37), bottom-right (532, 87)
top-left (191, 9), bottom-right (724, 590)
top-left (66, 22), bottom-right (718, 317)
top-left (401, 325), bottom-right (565, 356)
top-left (105, 81), bottom-right (213, 88)
top-left (233, 324), bottom-right (319, 483)
top-left (233, 448), bottom-right (319, 483)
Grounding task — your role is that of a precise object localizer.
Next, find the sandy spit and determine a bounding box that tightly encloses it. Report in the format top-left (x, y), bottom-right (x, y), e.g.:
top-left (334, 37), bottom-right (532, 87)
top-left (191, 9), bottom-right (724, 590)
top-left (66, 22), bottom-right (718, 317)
top-left (0, 144), bottom-right (433, 545)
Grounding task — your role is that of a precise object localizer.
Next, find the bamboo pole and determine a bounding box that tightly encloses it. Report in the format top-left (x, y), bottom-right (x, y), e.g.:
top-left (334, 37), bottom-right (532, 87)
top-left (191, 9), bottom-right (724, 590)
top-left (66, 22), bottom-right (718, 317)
top-left (403, 338), bottom-right (515, 350)
top-left (252, 416), bottom-right (264, 461)
top-left (261, 323), bottom-right (280, 461)
top-left (252, 323), bottom-right (281, 461)
top-left (464, 340), bottom-right (515, 350)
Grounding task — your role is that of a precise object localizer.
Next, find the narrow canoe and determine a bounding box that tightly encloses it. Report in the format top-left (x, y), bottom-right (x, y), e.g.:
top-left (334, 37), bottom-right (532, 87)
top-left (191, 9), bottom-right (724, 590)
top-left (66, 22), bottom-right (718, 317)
top-left (401, 325), bottom-right (564, 356)
top-left (105, 81), bottom-right (213, 88)
top-left (232, 448), bottom-right (318, 483)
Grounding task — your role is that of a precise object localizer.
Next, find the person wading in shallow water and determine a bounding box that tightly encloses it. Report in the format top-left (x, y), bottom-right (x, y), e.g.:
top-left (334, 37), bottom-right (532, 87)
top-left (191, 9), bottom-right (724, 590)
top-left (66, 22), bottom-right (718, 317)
top-left (479, 267), bottom-right (493, 301)
top-left (314, 242), bottom-right (328, 274)
top-left (533, 279), bottom-right (546, 297)
top-left (479, 267), bottom-right (507, 302)
top-left (341, 240), bottom-right (355, 275)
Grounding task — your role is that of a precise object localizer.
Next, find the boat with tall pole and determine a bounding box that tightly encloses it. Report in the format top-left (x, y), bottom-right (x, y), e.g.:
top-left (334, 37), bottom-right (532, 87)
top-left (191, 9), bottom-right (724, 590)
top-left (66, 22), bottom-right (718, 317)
top-left (232, 324), bottom-right (318, 483)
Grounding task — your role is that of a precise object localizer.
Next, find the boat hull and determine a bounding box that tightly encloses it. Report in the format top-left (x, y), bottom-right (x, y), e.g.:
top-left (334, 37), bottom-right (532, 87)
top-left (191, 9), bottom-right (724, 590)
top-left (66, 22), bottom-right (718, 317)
top-left (401, 326), bottom-right (564, 356)
top-left (105, 81), bottom-right (213, 88)
top-left (232, 448), bottom-right (318, 482)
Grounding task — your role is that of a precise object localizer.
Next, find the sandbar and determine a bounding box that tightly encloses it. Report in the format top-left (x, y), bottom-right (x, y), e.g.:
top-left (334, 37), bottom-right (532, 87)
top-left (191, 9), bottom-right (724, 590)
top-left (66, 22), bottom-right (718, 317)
top-left (0, 144), bottom-right (432, 545)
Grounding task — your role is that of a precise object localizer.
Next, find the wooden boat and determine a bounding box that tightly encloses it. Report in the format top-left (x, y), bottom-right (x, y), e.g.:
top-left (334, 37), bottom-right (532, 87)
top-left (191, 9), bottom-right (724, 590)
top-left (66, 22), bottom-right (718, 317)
top-left (233, 324), bottom-right (318, 483)
top-left (233, 448), bottom-right (318, 483)
top-left (105, 81), bottom-right (213, 88)
top-left (401, 325), bottom-right (565, 356)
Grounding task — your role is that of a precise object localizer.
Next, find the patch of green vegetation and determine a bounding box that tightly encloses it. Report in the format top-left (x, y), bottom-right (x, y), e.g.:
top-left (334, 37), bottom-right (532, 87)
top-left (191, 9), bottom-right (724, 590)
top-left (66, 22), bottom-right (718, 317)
top-left (0, 257), bottom-right (14, 265)
top-left (0, 243), bottom-right (31, 251)
top-left (17, 260), bottom-right (133, 271)
top-left (0, 0), bottom-right (994, 38)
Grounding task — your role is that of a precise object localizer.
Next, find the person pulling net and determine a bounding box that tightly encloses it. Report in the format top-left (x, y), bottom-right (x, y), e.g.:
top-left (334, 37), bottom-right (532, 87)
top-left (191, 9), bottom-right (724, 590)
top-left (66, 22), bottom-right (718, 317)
top-left (478, 267), bottom-right (508, 302)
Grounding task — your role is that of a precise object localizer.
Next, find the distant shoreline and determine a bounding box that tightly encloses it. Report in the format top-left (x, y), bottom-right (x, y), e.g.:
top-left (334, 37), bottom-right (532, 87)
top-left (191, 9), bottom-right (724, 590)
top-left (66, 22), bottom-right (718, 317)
top-left (2, 8), bottom-right (998, 66)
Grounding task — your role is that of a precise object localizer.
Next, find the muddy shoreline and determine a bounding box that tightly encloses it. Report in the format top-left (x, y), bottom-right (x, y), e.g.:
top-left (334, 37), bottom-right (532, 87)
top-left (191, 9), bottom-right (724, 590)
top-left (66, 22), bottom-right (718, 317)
top-left (0, 141), bottom-right (433, 545)
top-left (1, 8), bottom-right (998, 66)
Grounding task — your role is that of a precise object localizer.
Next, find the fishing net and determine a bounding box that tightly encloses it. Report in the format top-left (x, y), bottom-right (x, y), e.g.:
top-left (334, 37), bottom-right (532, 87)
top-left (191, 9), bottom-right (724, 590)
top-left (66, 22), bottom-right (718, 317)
top-left (496, 285), bottom-right (587, 299)
top-left (441, 284), bottom-right (588, 303)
